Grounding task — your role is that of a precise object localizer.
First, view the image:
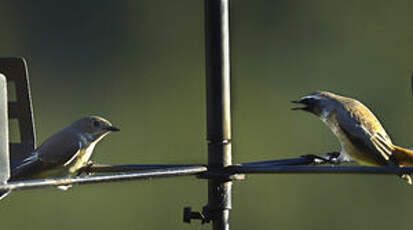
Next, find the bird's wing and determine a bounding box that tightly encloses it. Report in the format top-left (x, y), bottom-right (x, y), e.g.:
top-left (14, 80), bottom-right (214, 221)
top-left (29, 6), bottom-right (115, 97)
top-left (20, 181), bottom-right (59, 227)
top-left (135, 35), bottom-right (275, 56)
top-left (11, 130), bottom-right (82, 180)
top-left (336, 105), bottom-right (395, 165)
top-left (36, 130), bottom-right (83, 165)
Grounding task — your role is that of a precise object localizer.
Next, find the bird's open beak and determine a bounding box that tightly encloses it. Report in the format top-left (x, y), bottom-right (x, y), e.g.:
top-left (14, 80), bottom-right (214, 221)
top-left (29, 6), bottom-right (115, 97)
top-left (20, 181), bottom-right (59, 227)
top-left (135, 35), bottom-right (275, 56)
top-left (106, 126), bottom-right (120, 132)
top-left (291, 99), bottom-right (309, 111)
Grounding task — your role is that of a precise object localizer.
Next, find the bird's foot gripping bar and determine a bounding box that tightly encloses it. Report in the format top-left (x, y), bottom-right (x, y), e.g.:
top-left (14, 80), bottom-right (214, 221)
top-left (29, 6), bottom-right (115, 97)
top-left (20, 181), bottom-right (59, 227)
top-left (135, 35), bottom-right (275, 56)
top-left (301, 152), bottom-right (342, 165)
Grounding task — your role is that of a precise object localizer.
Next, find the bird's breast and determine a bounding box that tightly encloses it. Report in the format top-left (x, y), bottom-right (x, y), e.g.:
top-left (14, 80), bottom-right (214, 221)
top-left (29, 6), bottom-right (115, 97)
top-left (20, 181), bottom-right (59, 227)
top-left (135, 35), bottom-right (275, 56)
top-left (320, 111), bottom-right (349, 150)
top-left (66, 133), bottom-right (107, 174)
top-left (67, 143), bottom-right (97, 174)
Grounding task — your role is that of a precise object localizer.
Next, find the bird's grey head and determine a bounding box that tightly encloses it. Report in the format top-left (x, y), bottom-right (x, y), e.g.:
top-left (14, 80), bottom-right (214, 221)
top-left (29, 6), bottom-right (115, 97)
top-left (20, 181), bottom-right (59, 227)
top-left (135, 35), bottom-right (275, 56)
top-left (291, 91), bottom-right (342, 117)
top-left (70, 116), bottom-right (120, 141)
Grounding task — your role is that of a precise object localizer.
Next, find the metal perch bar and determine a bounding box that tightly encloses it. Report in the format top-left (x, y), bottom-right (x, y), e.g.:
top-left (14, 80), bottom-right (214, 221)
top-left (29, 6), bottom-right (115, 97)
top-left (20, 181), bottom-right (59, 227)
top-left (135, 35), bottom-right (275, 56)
top-left (80, 153), bottom-right (335, 174)
top-left (241, 158), bottom-right (313, 166)
top-left (0, 166), bottom-right (207, 191)
top-left (4, 163), bottom-right (413, 192)
top-left (83, 163), bottom-right (207, 173)
top-left (240, 155), bottom-right (328, 166)
top-left (228, 165), bottom-right (413, 175)
top-left (81, 157), bottom-right (312, 173)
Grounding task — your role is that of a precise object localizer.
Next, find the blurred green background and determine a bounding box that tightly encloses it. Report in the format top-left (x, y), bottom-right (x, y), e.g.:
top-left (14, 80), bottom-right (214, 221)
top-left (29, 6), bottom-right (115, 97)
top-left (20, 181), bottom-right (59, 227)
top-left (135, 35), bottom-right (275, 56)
top-left (1, 0), bottom-right (413, 229)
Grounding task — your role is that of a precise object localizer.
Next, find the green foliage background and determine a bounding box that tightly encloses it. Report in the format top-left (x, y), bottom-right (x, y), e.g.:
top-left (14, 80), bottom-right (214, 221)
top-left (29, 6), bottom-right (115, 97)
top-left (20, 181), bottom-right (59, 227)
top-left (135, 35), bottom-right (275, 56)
top-left (1, 1), bottom-right (413, 229)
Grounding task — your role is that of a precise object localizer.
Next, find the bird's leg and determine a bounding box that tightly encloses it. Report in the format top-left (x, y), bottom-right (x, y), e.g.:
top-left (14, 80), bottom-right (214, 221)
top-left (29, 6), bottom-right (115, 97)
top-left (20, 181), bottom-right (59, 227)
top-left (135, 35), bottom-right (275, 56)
top-left (301, 154), bottom-right (330, 164)
top-left (326, 152), bottom-right (341, 164)
top-left (76, 160), bottom-right (95, 176)
top-left (84, 160), bottom-right (95, 175)
top-left (86, 160), bottom-right (95, 168)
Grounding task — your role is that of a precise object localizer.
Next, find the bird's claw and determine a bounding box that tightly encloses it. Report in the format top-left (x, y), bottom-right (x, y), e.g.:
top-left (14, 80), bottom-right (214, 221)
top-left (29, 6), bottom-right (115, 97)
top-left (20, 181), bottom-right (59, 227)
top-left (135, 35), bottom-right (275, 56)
top-left (76, 161), bottom-right (95, 176)
top-left (84, 161), bottom-right (95, 175)
top-left (86, 160), bottom-right (95, 167)
top-left (302, 152), bottom-right (341, 165)
top-left (301, 154), bottom-right (330, 164)
top-left (326, 152), bottom-right (341, 164)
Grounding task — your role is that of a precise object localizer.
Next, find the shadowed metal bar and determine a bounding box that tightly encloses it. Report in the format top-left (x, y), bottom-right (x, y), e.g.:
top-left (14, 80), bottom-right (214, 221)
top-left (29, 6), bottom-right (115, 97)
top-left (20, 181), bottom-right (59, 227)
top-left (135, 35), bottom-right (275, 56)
top-left (80, 153), bottom-right (330, 174)
top-left (241, 156), bottom-right (317, 166)
top-left (0, 166), bottom-right (207, 191)
top-left (82, 156), bottom-right (313, 174)
top-left (84, 163), bottom-right (206, 173)
top-left (81, 153), bottom-right (330, 174)
top-left (228, 165), bottom-right (413, 174)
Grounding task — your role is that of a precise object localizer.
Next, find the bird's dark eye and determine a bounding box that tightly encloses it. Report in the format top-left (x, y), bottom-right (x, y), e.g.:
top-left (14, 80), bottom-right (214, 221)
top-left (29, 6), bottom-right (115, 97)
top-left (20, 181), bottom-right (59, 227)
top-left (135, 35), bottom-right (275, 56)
top-left (93, 121), bottom-right (100, 127)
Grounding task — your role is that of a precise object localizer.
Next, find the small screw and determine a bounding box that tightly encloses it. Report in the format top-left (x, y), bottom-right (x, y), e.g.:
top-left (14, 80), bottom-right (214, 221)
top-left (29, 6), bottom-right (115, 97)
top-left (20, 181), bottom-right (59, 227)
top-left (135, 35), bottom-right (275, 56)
top-left (183, 206), bottom-right (206, 224)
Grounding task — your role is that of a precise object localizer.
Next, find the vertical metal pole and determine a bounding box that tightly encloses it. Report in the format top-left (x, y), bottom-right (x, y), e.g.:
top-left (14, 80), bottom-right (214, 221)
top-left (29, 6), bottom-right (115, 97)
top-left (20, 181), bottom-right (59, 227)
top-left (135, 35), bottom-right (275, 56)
top-left (0, 74), bottom-right (9, 184)
top-left (205, 0), bottom-right (232, 230)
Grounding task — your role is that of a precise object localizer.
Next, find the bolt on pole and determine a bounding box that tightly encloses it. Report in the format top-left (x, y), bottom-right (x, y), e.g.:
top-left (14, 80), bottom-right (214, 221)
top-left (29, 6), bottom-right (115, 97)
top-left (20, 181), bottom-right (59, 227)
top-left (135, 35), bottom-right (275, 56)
top-left (205, 0), bottom-right (232, 230)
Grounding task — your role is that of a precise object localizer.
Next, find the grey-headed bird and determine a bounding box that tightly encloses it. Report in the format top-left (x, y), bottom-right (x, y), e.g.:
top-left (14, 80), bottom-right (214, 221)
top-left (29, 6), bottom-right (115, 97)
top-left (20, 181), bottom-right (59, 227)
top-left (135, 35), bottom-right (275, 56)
top-left (292, 91), bottom-right (413, 184)
top-left (0, 116), bottom-right (119, 199)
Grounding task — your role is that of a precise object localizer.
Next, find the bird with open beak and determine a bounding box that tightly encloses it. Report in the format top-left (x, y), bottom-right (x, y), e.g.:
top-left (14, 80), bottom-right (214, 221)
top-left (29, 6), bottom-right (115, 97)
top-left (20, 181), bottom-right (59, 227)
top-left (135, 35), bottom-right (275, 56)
top-left (0, 115), bottom-right (119, 199)
top-left (292, 91), bottom-right (413, 184)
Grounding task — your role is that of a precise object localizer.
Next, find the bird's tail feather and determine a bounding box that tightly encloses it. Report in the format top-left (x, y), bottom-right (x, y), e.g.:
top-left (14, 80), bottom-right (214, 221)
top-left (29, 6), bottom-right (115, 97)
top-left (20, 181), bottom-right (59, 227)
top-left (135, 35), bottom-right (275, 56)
top-left (390, 144), bottom-right (413, 185)
top-left (391, 144), bottom-right (413, 166)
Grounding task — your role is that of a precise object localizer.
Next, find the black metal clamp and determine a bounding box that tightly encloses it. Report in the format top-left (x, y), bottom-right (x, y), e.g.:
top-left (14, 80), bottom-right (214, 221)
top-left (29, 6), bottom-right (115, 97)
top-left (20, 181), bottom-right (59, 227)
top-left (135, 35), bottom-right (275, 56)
top-left (183, 206), bottom-right (211, 224)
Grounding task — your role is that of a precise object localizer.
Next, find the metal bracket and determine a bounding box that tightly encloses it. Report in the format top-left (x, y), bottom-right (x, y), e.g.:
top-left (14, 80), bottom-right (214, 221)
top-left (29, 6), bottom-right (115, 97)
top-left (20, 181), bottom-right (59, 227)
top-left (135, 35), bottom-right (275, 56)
top-left (0, 58), bottom-right (36, 165)
top-left (183, 206), bottom-right (212, 224)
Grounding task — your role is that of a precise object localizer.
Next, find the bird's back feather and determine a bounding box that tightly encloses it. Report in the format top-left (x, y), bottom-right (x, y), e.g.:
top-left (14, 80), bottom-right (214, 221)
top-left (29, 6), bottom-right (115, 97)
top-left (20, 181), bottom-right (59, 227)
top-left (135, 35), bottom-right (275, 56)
top-left (334, 97), bottom-right (396, 166)
top-left (10, 128), bottom-right (82, 180)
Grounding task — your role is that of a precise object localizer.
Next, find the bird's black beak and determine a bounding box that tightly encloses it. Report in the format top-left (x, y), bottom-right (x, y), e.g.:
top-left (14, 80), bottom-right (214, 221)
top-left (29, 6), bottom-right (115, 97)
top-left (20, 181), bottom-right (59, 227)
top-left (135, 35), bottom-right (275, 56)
top-left (106, 126), bottom-right (120, 132)
top-left (291, 99), bottom-right (310, 111)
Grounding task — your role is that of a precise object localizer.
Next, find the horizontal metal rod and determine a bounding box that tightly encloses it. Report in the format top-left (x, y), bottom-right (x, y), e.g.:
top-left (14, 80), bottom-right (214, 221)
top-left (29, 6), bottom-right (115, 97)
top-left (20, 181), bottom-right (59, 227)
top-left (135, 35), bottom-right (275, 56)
top-left (82, 155), bottom-right (319, 174)
top-left (83, 163), bottom-right (206, 173)
top-left (77, 155), bottom-right (413, 176)
top-left (241, 156), bottom-right (316, 166)
top-left (229, 165), bottom-right (413, 175)
top-left (3, 164), bottom-right (413, 192)
top-left (0, 166), bottom-right (207, 191)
